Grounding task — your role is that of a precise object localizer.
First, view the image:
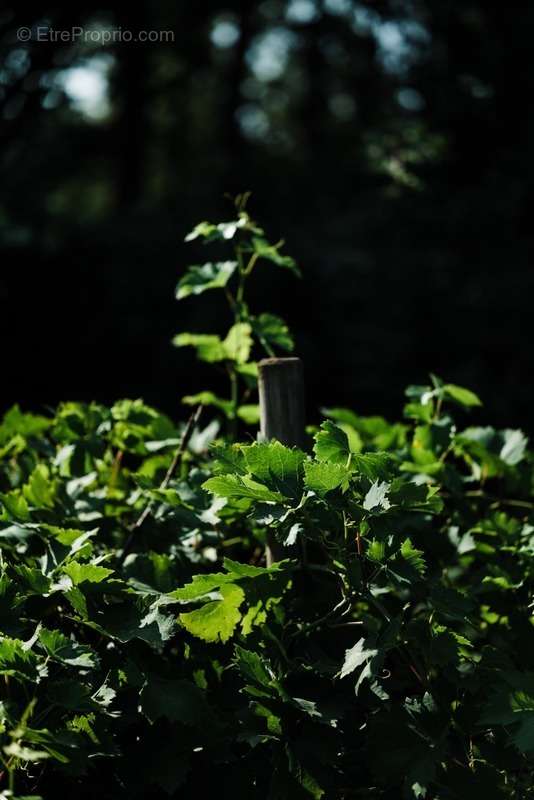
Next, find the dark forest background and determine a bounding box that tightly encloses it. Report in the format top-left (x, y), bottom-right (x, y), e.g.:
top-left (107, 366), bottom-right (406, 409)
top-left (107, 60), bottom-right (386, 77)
top-left (1, 1), bottom-right (533, 430)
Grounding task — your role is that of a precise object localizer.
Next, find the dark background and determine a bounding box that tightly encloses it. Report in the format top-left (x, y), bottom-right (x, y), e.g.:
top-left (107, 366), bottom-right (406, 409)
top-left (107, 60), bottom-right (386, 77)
top-left (1, 1), bottom-right (533, 429)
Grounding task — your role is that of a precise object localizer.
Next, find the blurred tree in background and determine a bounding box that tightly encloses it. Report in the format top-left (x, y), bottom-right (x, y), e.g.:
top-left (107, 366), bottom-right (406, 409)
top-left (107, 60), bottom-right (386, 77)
top-left (1, 1), bottom-right (533, 427)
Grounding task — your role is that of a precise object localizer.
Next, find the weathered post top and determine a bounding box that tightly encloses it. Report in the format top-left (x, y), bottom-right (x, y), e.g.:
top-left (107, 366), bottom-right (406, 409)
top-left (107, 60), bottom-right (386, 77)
top-left (258, 357), bottom-right (306, 450)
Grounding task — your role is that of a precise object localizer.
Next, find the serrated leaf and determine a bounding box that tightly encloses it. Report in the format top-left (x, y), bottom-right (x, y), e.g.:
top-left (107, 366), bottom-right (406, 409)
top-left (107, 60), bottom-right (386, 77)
top-left (242, 441), bottom-right (305, 498)
top-left (251, 313), bottom-right (294, 352)
top-left (363, 480), bottom-right (391, 511)
top-left (339, 637), bottom-right (379, 682)
top-left (367, 539), bottom-right (386, 562)
top-left (203, 474), bottom-right (283, 503)
top-left (350, 452), bottom-right (392, 481)
top-left (0, 637), bottom-right (43, 682)
top-left (304, 461), bottom-right (350, 496)
top-left (63, 563), bottom-right (114, 585)
top-left (211, 443), bottom-right (248, 475)
top-left (234, 645), bottom-right (276, 689)
top-left (400, 538), bottom-right (426, 575)
top-left (176, 261), bottom-right (237, 300)
top-left (179, 583), bottom-right (244, 643)
top-left (314, 421), bottom-right (351, 465)
top-left (251, 236), bottom-right (300, 276)
top-left (15, 566), bottom-right (51, 595)
top-left (88, 599), bottom-right (175, 645)
top-left (39, 628), bottom-right (97, 668)
top-left (170, 558), bottom-right (288, 601)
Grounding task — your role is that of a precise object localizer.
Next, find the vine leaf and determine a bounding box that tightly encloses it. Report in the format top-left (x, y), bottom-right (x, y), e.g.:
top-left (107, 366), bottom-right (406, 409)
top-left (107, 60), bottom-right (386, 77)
top-left (314, 421), bottom-right (351, 465)
top-left (179, 583), bottom-right (245, 643)
top-left (251, 313), bottom-right (294, 352)
top-left (338, 637), bottom-right (380, 691)
top-left (363, 480), bottom-right (391, 511)
top-left (176, 261), bottom-right (237, 300)
top-left (304, 461), bottom-right (350, 496)
top-left (243, 441), bottom-right (305, 499)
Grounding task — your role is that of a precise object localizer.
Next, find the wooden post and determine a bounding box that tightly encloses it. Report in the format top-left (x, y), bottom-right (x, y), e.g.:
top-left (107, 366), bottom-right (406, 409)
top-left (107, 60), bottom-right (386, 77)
top-left (258, 357), bottom-right (306, 565)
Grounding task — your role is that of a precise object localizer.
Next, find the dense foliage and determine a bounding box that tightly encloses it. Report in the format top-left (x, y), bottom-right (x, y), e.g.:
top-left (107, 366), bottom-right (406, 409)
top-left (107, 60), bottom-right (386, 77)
top-left (2, 209), bottom-right (534, 799)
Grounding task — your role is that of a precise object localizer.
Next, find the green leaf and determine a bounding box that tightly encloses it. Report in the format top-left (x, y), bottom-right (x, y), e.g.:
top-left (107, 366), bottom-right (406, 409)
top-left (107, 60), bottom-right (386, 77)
top-left (363, 480), bottom-right (391, 511)
top-left (38, 628), bottom-right (98, 668)
top-left (182, 392), bottom-right (233, 417)
top-left (304, 461), bottom-right (350, 496)
top-left (0, 490), bottom-right (30, 522)
top-left (179, 583), bottom-right (245, 643)
top-left (350, 452), bottom-right (393, 481)
top-left (223, 557), bottom-right (289, 578)
top-left (211, 443), bottom-right (248, 475)
top-left (203, 474), bottom-right (284, 503)
top-left (171, 558), bottom-right (289, 601)
top-left (63, 563), bottom-right (114, 585)
top-left (237, 404), bottom-right (260, 424)
top-left (87, 599), bottom-right (175, 645)
top-left (313, 421), bottom-right (351, 465)
top-left (500, 429), bottom-right (528, 466)
top-left (15, 566), bottom-right (51, 595)
top-left (251, 313), bottom-right (294, 352)
top-left (176, 261), bottom-right (237, 300)
top-left (24, 465), bottom-right (54, 509)
top-left (222, 323), bottom-right (253, 364)
top-left (182, 391), bottom-right (233, 417)
top-left (0, 637), bottom-right (43, 682)
top-left (0, 404), bottom-right (51, 444)
top-left (367, 539), bottom-right (386, 562)
top-left (185, 217), bottom-right (247, 242)
top-left (443, 383), bottom-right (482, 408)
top-left (339, 637), bottom-right (379, 684)
top-left (175, 325), bottom-right (252, 365)
top-left (400, 538), bottom-right (426, 575)
top-left (43, 526), bottom-right (96, 559)
top-left (242, 441), bottom-right (305, 498)
top-left (234, 645), bottom-right (276, 689)
top-left (172, 333), bottom-right (226, 362)
top-left (251, 236), bottom-right (300, 276)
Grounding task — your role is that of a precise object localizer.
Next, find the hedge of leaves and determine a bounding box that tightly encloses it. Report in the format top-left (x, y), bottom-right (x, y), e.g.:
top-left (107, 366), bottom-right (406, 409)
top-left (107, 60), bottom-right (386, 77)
top-left (2, 202), bottom-right (534, 798)
top-left (1, 377), bottom-right (534, 799)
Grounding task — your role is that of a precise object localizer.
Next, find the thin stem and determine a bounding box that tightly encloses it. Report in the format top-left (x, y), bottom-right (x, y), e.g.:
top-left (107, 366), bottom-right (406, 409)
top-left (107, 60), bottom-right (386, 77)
top-left (244, 251), bottom-right (259, 276)
top-left (118, 405), bottom-right (202, 564)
